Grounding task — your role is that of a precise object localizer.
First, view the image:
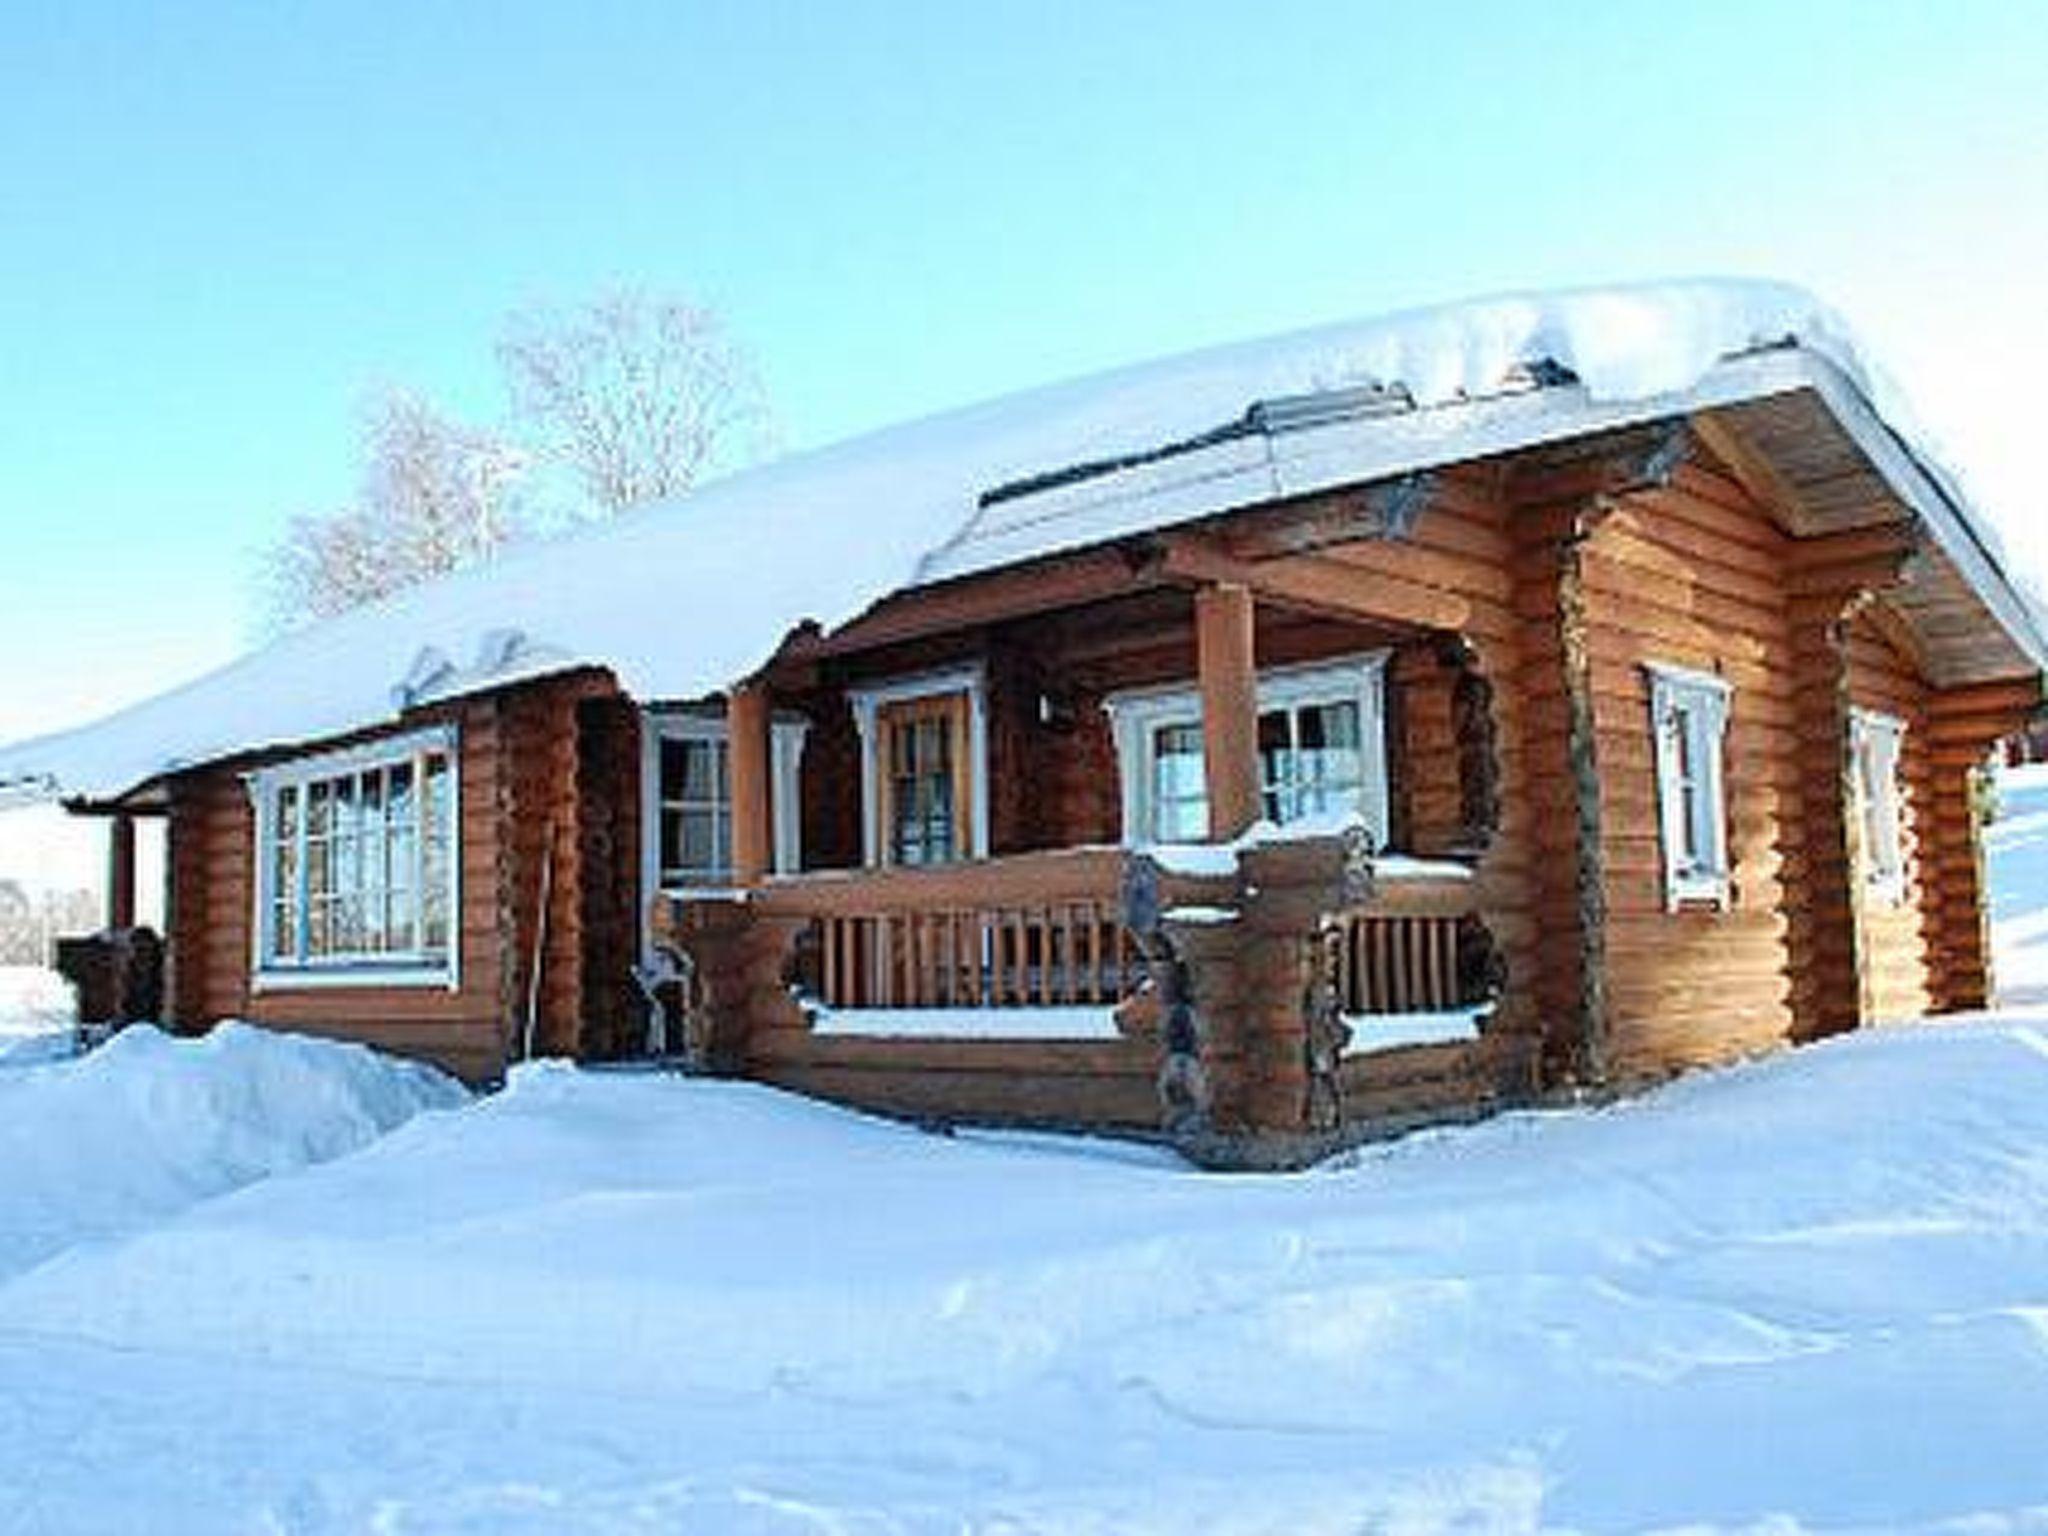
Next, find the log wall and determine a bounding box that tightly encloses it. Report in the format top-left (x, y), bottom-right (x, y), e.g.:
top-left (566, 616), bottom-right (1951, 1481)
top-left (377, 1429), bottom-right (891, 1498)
top-left (162, 670), bottom-right (627, 1083)
top-left (1574, 465), bottom-right (1804, 1080)
top-left (150, 435), bottom-right (2040, 1135)
top-left (1841, 608), bottom-right (1936, 1021)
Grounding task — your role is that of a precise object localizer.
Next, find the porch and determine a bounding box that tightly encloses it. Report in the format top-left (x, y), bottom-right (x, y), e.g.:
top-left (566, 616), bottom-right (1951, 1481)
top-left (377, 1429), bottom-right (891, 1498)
top-left (644, 526), bottom-right (1525, 1157)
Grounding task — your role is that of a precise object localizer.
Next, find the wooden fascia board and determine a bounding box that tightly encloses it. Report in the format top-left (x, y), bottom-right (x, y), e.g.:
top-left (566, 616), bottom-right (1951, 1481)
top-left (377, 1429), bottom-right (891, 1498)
top-left (1799, 356), bottom-right (2048, 672)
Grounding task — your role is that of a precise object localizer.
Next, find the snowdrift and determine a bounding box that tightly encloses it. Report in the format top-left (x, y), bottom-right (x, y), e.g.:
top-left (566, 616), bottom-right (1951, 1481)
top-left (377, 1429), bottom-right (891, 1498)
top-left (0, 1022), bottom-right (464, 1280)
top-left (4, 1021), bottom-right (2047, 1529)
top-left (0, 964), bottom-right (76, 1066)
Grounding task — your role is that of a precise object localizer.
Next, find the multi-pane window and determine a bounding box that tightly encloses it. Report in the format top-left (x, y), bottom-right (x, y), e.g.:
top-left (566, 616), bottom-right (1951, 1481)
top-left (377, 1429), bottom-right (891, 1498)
top-left (883, 696), bottom-right (966, 866)
top-left (849, 673), bottom-right (986, 869)
top-left (658, 733), bottom-right (731, 886)
top-left (1851, 708), bottom-right (1908, 903)
top-left (1258, 698), bottom-right (1366, 824)
top-left (640, 711), bottom-right (807, 901)
top-left (255, 730), bottom-right (455, 981)
top-left (1149, 722), bottom-right (1209, 842)
top-left (1108, 655), bottom-right (1389, 847)
top-left (1647, 663), bottom-right (1732, 907)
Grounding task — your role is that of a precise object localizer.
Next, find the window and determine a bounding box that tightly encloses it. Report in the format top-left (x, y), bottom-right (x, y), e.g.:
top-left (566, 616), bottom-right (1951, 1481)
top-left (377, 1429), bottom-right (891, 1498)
top-left (250, 727), bottom-right (457, 987)
top-left (1149, 721), bottom-right (1209, 842)
top-left (641, 711), bottom-right (807, 892)
top-left (1646, 662), bottom-right (1732, 908)
top-left (1850, 708), bottom-right (1908, 904)
top-left (1105, 654), bottom-right (1390, 846)
top-left (881, 693), bottom-right (970, 865)
top-left (849, 668), bottom-right (989, 866)
top-left (658, 731), bottom-right (731, 885)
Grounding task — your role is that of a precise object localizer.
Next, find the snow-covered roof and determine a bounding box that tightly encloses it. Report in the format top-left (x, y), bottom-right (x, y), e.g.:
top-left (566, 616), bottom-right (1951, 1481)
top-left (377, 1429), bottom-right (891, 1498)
top-left (2, 277), bottom-right (2039, 806)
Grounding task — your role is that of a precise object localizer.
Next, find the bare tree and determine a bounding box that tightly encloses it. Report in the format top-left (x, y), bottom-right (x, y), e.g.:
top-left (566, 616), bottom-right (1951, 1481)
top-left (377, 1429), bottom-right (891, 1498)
top-left (499, 289), bottom-right (773, 514)
top-left (263, 390), bottom-right (530, 627)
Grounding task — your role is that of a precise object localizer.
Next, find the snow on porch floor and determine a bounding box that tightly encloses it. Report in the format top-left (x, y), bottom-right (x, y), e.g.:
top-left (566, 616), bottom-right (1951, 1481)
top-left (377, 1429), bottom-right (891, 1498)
top-left (2, 1020), bottom-right (2048, 1532)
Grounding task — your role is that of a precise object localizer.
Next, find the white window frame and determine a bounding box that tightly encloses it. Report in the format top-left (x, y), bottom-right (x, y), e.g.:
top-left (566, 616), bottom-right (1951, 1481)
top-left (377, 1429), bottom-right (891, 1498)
top-left (1102, 652), bottom-right (1391, 847)
top-left (640, 708), bottom-right (808, 902)
top-left (1850, 706), bottom-right (1909, 906)
top-left (848, 665), bottom-right (990, 865)
top-left (247, 724), bottom-right (461, 992)
top-left (1645, 661), bottom-right (1733, 910)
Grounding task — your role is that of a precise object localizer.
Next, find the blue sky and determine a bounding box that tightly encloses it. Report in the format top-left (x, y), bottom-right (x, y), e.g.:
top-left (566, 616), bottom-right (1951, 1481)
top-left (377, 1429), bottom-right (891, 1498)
top-left (3, 1), bottom-right (2046, 885)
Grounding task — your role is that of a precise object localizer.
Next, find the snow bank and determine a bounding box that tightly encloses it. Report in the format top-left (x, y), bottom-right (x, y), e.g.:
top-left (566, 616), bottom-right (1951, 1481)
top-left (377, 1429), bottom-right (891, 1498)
top-left (0, 965), bottom-right (75, 1066)
top-left (7, 1018), bottom-right (2048, 1529)
top-left (0, 1022), bottom-right (464, 1279)
top-left (1989, 761), bottom-right (2048, 1007)
top-left (2, 277), bottom-right (2001, 809)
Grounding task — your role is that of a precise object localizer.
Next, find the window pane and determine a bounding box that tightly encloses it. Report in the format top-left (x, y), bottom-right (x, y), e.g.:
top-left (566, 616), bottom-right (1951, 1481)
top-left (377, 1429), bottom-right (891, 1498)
top-left (666, 738), bottom-right (720, 801)
top-left (679, 808), bottom-right (722, 873)
top-left (1257, 701), bottom-right (1365, 825)
top-left (306, 836), bottom-right (332, 902)
top-left (387, 761), bottom-right (414, 823)
top-left (1151, 722), bottom-right (1206, 839)
top-left (1155, 796), bottom-right (1208, 843)
top-left (386, 886), bottom-right (416, 949)
top-left (420, 754), bottom-right (452, 956)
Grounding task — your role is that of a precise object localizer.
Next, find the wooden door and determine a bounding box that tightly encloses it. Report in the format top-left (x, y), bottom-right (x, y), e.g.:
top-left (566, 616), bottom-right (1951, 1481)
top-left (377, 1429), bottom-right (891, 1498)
top-left (876, 692), bottom-right (974, 866)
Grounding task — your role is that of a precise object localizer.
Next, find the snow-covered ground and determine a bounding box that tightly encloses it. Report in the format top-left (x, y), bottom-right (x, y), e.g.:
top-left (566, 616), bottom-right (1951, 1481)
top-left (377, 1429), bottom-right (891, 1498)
top-left (0, 1023), bottom-right (463, 1282)
top-left (0, 965), bottom-right (75, 1067)
top-left (1988, 763), bottom-right (2048, 1007)
top-left (5, 786), bottom-right (2048, 1531)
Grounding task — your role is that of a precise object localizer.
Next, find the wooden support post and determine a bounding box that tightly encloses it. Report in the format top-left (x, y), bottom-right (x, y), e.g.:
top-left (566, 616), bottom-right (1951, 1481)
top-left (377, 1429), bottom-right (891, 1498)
top-left (727, 682), bottom-right (774, 887)
top-left (1196, 582), bottom-right (1261, 840)
top-left (1923, 680), bottom-right (2042, 1012)
top-left (106, 812), bottom-right (136, 931)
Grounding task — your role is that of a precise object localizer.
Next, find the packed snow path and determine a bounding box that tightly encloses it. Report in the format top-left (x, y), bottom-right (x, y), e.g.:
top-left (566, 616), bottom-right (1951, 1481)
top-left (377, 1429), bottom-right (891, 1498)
top-left (3, 777), bottom-right (2048, 1530)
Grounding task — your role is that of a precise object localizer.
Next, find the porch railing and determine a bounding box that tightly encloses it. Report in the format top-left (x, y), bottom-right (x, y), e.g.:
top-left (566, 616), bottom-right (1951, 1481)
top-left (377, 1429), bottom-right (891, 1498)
top-left (1329, 872), bottom-right (1474, 1016)
top-left (749, 847), bottom-right (1176, 1011)
top-left (738, 847), bottom-right (1481, 1018)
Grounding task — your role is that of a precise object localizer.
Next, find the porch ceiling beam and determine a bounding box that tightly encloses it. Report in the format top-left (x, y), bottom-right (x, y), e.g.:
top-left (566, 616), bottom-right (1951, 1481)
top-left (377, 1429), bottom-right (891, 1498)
top-left (1861, 594), bottom-right (1937, 683)
top-left (1209, 472), bottom-right (1439, 559)
top-left (1157, 534), bottom-right (1471, 633)
top-left (1689, 407), bottom-right (1824, 535)
top-left (775, 547), bottom-right (1167, 664)
top-left (1499, 417), bottom-right (1692, 510)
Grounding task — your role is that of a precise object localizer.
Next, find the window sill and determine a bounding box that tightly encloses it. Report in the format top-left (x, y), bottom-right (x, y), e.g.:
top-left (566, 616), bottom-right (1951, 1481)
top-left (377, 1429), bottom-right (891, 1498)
top-left (252, 963), bottom-right (458, 994)
top-left (1665, 878), bottom-right (1732, 913)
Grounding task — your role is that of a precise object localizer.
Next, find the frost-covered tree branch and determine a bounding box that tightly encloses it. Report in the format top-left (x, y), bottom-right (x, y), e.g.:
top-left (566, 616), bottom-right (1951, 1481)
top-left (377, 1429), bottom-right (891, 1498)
top-left (257, 289), bottom-right (773, 628)
top-left (262, 391), bottom-right (531, 630)
top-left (499, 290), bottom-right (774, 514)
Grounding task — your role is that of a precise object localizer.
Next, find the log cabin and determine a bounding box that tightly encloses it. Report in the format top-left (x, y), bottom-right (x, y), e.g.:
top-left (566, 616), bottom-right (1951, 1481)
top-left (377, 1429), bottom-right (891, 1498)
top-left (4, 280), bottom-right (2043, 1166)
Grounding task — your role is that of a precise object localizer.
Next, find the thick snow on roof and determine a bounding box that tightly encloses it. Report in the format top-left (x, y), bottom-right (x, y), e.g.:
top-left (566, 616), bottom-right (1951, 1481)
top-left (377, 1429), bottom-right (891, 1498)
top-left (0, 278), bottom-right (1975, 804)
